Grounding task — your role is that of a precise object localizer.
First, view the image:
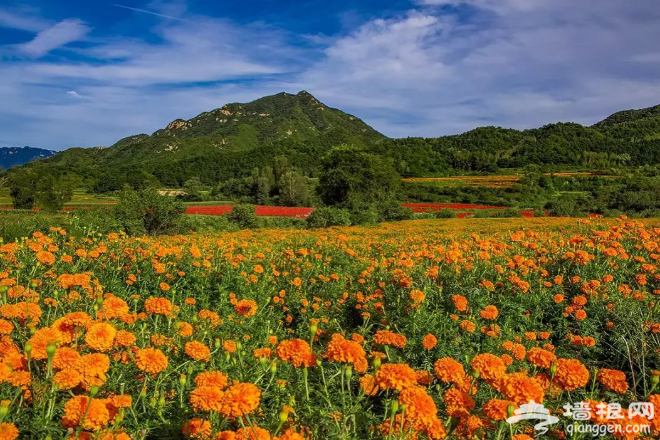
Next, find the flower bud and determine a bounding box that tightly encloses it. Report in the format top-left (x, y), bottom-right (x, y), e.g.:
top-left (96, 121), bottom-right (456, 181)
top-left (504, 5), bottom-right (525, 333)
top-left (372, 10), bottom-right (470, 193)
top-left (507, 404), bottom-right (515, 419)
top-left (187, 365), bottom-right (194, 376)
top-left (270, 362), bottom-right (277, 375)
top-left (46, 342), bottom-right (57, 359)
top-left (549, 362), bottom-right (557, 377)
top-left (651, 373), bottom-right (659, 387)
top-left (373, 357), bottom-right (381, 371)
top-left (0, 404), bottom-right (9, 419)
top-left (390, 400), bottom-right (399, 414)
top-left (279, 409), bottom-right (289, 423)
top-left (309, 323), bottom-right (318, 337)
top-left (179, 374), bottom-right (187, 387)
top-left (214, 338), bottom-right (221, 349)
top-left (90, 385), bottom-right (100, 398)
top-left (345, 365), bottom-right (353, 381)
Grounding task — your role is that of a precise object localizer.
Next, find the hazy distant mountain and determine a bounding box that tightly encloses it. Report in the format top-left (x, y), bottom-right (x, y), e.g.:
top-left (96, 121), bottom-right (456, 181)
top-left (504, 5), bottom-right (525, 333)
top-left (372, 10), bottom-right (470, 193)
top-left (0, 146), bottom-right (57, 169)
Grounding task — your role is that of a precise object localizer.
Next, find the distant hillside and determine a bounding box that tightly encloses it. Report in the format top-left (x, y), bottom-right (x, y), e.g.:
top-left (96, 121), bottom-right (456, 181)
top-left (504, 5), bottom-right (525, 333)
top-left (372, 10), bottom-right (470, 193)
top-left (0, 146), bottom-right (56, 169)
top-left (12, 91), bottom-right (385, 191)
top-left (7, 95), bottom-right (660, 189)
top-left (379, 104), bottom-right (660, 176)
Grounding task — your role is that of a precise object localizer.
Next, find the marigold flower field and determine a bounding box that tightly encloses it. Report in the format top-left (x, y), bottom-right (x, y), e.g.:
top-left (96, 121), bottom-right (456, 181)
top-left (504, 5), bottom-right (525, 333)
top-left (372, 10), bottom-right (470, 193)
top-left (1, 217), bottom-right (660, 439)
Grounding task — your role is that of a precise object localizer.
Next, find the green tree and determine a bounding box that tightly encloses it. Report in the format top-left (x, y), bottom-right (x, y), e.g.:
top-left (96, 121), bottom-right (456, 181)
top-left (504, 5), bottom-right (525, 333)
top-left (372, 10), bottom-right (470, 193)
top-left (318, 146), bottom-right (401, 207)
top-left (114, 186), bottom-right (185, 235)
top-left (279, 171), bottom-right (309, 206)
top-left (8, 169), bottom-right (38, 209)
top-left (36, 175), bottom-right (74, 212)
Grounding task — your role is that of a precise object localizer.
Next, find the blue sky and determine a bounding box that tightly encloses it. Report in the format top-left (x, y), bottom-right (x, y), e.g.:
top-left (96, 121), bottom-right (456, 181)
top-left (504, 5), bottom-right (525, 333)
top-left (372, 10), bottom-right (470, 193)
top-left (1, 0), bottom-right (660, 151)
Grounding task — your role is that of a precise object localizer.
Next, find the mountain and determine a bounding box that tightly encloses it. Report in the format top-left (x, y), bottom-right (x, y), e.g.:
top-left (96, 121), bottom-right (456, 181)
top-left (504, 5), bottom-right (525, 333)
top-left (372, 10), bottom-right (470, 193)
top-left (0, 146), bottom-right (56, 170)
top-left (7, 94), bottom-right (660, 189)
top-left (379, 105), bottom-right (660, 176)
top-left (10, 91), bottom-right (385, 191)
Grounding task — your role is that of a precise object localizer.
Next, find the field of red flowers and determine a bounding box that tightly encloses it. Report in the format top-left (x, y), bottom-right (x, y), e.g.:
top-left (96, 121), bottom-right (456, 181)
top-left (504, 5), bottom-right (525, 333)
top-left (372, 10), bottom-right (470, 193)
top-left (1, 217), bottom-right (660, 439)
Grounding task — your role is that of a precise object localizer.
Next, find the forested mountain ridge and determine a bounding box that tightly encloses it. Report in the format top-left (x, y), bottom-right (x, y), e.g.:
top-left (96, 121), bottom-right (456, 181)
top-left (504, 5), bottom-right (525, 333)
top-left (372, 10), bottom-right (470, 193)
top-left (5, 93), bottom-right (660, 190)
top-left (382, 105), bottom-right (660, 176)
top-left (9, 91), bottom-right (385, 191)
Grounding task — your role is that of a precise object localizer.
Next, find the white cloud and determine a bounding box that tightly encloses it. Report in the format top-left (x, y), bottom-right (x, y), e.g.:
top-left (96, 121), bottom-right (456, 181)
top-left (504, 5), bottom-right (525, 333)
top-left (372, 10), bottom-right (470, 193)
top-left (1, 0), bottom-right (660, 149)
top-left (0, 6), bottom-right (49, 32)
top-left (20, 19), bottom-right (90, 57)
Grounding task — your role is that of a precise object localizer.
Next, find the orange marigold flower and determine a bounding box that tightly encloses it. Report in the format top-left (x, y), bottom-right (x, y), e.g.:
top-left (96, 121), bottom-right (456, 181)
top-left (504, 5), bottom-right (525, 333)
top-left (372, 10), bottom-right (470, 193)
top-left (53, 347), bottom-right (81, 370)
top-left (483, 399), bottom-right (517, 421)
top-left (373, 330), bottom-right (407, 348)
top-left (85, 322), bottom-right (117, 352)
top-left (479, 305), bottom-right (499, 321)
top-left (597, 369), bottom-right (629, 394)
top-left (501, 372), bottom-right (545, 405)
top-left (101, 296), bottom-right (129, 320)
top-left (434, 358), bottom-right (466, 384)
top-left (61, 396), bottom-right (110, 431)
top-left (526, 348), bottom-right (556, 369)
top-left (554, 358), bottom-right (589, 391)
top-left (53, 369), bottom-right (82, 390)
top-left (177, 322), bottom-right (194, 337)
top-left (217, 382), bottom-right (261, 418)
top-left (234, 299), bottom-right (258, 318)
top-left (460, 320), bottom-right (476, 333)
top-left (326, 334), bottom-right (367, 372)
top-left (451, 295), bottom-right (468, 312)
top-left (223, 340), bottom-right (237, 353)
top-left (443, 387), bottom-right (475, 418)
top-left (374, 363), bottom-right (417, 391)
top-left (114, 330), bottom-right (136, 348)
top-left (422, 334), bottom-right (437, 350)
top-left (135, 347), bottom-right (168, 375)
top-left (190, 386), bottom-right (224, 412)
top-left (235, 426), bottom-right (270, 440)
top-left (399, 386), bottom-right (437, 427)
top-left (36, 251), bottom-right (55, 265)
top-left (253, 348), bottom-right (272, 359)
top-left (276, 339), bottom-right (317, 368)
top-left (27, 327), bottom-right (62, 360)
top-left (185, 341), bottom-right (211, 362)
top-left (195, 371), bottom-right (229, 389)
top-left (182, 418), bottom-right (212, 439)
top-left (471, 353), bottom-right (507, 381)
top-left (144, 297), bottom-right (173, 315)
top-left (360, 374), bottom-right (380, 396)
top-left (0, 423), bottom-right (19, 440)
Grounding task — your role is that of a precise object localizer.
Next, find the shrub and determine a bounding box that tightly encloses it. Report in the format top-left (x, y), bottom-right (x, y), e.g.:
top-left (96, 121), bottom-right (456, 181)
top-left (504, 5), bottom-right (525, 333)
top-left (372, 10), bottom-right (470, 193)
top-left (306, 207), bottom-right (351, 228)
top-left (378, 199), bottom-right (413, 222)
top-left (435, 209), bottom-right (456, 219)
top-left (69, 208), bottom-right (121, 236)
top-left (174, 214), bottom-right (237, 233)
top-left (228, 204), bottom-right (259, 229)
top-left (114, 187), bottom-right (185, 235)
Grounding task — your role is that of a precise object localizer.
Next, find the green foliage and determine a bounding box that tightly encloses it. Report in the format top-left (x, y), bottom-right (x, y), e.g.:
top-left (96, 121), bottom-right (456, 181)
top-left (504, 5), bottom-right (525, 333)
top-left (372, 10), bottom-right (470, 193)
top-left (228, 204), bottom-right (259, 229)
top-left (318, 146), bottom-right (401, 207)
top-left (8, 169), bottom-right (38, 209)
top-left (435, 209), bottom-right (456, 218)
top-left (377, 199), bottom-right (414, 222)
top-left (306, 207), bottom-right (351, 228)
top-left (114, 187), bottom-right (185, 235)
top-left (36, 175), bottom-right (74, 212)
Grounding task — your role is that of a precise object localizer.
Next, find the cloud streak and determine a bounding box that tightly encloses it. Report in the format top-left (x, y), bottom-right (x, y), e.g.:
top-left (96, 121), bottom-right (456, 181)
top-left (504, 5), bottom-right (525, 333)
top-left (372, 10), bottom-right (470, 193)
top-left (20, 19), bottom-right (90, 57)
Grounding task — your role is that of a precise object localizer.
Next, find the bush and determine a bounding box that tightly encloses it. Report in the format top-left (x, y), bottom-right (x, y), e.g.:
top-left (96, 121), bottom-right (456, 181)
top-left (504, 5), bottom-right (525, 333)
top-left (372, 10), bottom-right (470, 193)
top-left (69, 208), bottom-right (121, 236)
top-left (435, 209), bottom-right (456, 219)
top-left (378, 200), bottom-right (413, 222)
top-left (306, 207), bottom-right (351, 228)
top-left (228, 204), bottom-right (259, 229)
top-left (114, 187), bottom-right (185, 235)
top-left (174, 214), bottom-right (237, 233)
top-left (349, 205), bottom-right (379, 226)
